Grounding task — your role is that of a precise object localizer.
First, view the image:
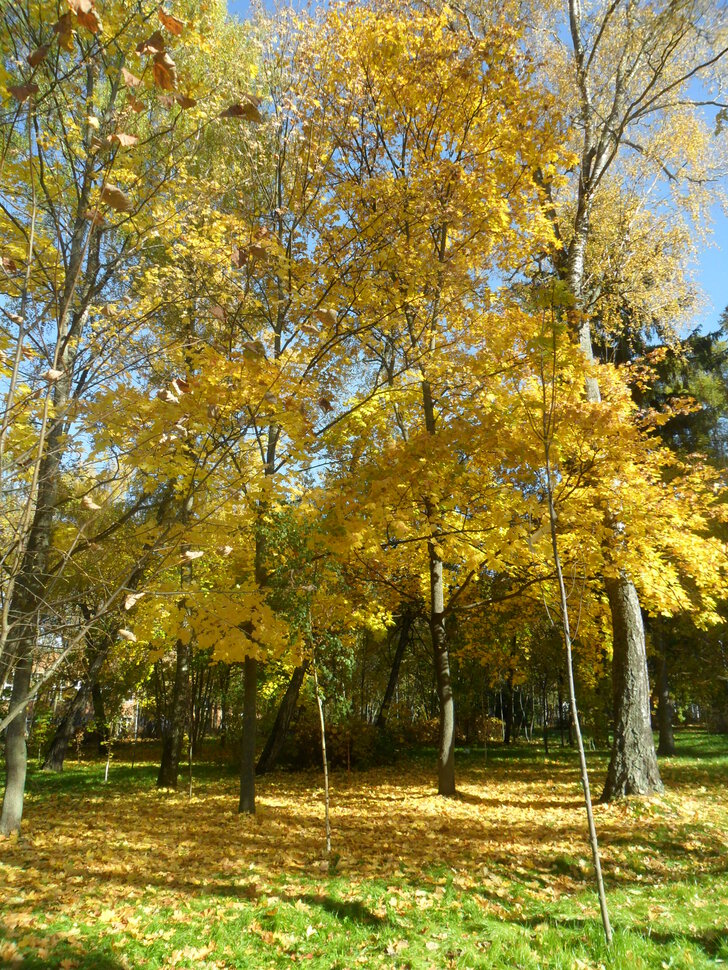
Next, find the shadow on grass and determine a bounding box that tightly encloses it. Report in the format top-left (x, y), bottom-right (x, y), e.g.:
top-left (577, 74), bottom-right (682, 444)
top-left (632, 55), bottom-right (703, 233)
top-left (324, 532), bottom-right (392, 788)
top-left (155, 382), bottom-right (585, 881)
top-left (3, 943), bottom-right (125, 970)
top-left (644, 927), bottom-right (728, 958)
top-left (298, 894), bottom-right (385, 926)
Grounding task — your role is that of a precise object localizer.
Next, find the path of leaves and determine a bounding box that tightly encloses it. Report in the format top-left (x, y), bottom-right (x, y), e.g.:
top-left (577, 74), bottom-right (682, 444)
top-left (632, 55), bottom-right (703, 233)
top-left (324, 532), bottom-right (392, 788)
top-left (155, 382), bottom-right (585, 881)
top-left (1, 752), bottom-right (726, 968)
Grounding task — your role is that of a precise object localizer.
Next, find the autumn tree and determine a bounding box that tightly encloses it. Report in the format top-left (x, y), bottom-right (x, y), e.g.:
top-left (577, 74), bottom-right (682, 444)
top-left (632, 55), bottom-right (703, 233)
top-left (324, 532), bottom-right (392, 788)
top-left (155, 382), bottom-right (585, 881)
top-left (297, 0), bottom-right (570, 795)
top-left (522, 0), bottom-right (728, 799)
top-left (0, 0), bottom-right (228, 833)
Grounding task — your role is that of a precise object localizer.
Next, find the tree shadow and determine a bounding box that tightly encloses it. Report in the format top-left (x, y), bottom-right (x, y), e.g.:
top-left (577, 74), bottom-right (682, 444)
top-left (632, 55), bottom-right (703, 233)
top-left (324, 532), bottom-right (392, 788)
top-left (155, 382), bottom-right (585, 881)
top-left (297, 894), bottom-right (385, 926)
top-left (644, 927), bottom-right (728, 959)
top-left (1, 942), bottom-right (125, 970)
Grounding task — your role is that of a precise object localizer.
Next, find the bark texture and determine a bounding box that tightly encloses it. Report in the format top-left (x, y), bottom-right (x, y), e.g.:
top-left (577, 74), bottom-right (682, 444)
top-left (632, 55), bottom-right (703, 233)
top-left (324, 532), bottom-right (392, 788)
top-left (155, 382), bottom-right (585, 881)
top-left (375, 610), bottom-right (413, 728)
top-left (157, 638), bottom-right (190, 789)
top-left (656, 638), bottom-right (676, 756)
top-left (602, 573), bottom-right (663, 800)
top-left (430, 549), bottom-right (455, 796)
top-left (256, 660), bottom-right (309, 774)
top-left (239, 655), bottom-right (257, 813)
top-left (0, 655), bottom-right (33, 835)
top-left (42, 644), bottom-right (107, 772)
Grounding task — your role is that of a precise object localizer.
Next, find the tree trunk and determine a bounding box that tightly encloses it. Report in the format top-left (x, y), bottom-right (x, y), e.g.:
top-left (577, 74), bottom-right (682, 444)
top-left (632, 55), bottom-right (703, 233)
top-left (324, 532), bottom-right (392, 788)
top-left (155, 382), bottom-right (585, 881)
top-left (558, 676), bottom-right (565, 747)
top-left (256, 660), bottom-right (309, 775)
top-left (375, 610), bottom-right (413, 728)
top-left (91, 682), bottom-right (107, 755)
top-left (542, 680), bottom-right (549, 755)
top-left (0, 654), bottom-right (33, 836)
top-left (430, 548), bottom-right (455, 797)
top-left (157, 638), bottom-right (190, 789)
top-left (656, 626), bottom-right (675, 756)
top-left (43, 667), bottom-right (103, 772)
top-left (239, 655), bottom-right (257, 813)
top-left (601, 573), bottom-right (663, 800)
top-left (503, 674), bottom-right (514, 745)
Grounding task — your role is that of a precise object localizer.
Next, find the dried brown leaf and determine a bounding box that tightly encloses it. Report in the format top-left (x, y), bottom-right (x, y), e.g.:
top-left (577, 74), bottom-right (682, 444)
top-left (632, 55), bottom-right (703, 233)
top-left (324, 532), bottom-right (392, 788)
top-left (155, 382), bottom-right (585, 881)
top-left (68, 0), bottom-right (102, 34)
top-left (219, 97), bottom-right (262, 122)
top-left (53, 13), bottom-right (74, 50)
top-left (121, 67), bottom-right (142, 87)
top-left (8, 83), bottom-right (39, 103)
top-left (27, 45), bottom-right (50, 68)
top-left (158, 7), bottom-right (185, 35)
top-left (136, 30), bottom-right (165, 54)
top-left (152, 52), bottom-right (176, 91)
top-left (109, 132), bottom-right (139, 148)
top-left (100, 184), bottom-right (132, 213)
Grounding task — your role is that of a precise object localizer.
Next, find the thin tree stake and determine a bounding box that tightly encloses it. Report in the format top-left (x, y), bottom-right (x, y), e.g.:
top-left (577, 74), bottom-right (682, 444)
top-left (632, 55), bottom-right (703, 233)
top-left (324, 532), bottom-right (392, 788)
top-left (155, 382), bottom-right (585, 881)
top-left (537, 322), bottom-right (613, 946)
top-left (312, 652), bottom-right (331, 858)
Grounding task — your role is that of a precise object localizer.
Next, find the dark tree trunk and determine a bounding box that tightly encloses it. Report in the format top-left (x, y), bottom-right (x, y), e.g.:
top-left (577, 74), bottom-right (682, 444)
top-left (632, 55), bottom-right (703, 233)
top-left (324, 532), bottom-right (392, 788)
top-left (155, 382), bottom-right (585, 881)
top-left (542, 680), bottom-right (549, 755)
top-left (256, 660), bottom-right (309, 775)
top-left (43, 652), bottom-right (107, 771)
top-left (375, 610), bottom-right (413, 728)
top-left (601, 573), bottom-right (663, 800)
top-left (656, 628), bottom-right (676, 756)
top-left (157, 638), bottom-right (190, 789)
top-left (0, 655), bottom-right (33, 836)
top-left (239, 655), bottom-right (257, 813)
top-left (503, 674), bottom-right (514, 745)
top-left (430, 544), bottom-right (455, 796)
top-left (91, 682), bottom-right (107, 755)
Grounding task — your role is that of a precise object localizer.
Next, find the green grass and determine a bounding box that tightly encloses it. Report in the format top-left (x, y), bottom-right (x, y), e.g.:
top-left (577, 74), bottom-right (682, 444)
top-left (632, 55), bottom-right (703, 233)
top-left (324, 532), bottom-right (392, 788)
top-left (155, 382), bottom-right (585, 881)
top-left (1, 729), bottom-right (727, 969)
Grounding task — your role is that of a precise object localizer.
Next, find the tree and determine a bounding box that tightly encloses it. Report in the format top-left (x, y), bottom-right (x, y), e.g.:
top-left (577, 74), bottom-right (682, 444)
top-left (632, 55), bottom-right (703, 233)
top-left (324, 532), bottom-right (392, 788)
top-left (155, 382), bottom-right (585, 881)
top-left (299, 0), bottom-right (568, 795)
top-left (533, 0), bottom-right (728, 799)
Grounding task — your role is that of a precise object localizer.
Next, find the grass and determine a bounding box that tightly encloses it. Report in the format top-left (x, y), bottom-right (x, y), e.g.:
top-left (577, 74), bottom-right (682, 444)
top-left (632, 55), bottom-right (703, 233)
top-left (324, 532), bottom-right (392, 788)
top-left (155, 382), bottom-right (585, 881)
top-left (0, 729), bottom-right (727, 969)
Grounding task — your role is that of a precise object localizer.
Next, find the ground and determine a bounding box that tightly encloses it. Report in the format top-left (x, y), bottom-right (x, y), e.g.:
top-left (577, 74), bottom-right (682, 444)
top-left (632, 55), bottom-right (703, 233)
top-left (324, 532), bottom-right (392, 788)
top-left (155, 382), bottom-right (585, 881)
top-left (0, 730), bottom-right (726, 969)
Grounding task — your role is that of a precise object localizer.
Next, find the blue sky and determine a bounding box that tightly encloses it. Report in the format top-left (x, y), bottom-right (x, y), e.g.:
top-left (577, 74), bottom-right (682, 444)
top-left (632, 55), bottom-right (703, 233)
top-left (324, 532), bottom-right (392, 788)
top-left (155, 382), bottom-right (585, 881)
top-left (227, 0), bottom-right (726, 334)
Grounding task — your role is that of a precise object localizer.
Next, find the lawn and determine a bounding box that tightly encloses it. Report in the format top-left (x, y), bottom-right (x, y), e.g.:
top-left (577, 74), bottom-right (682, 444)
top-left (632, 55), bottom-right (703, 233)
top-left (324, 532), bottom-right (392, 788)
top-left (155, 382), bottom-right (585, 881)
top-left (1, 730), bottom-right (726, 969)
